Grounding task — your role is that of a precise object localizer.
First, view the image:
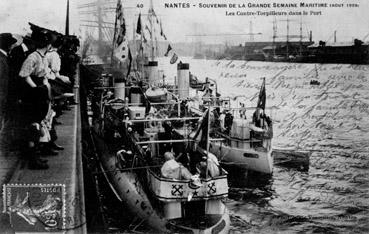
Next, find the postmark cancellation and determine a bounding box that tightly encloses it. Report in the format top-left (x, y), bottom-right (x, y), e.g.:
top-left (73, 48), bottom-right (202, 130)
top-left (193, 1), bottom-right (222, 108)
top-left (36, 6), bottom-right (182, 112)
top-left (2, 183), bottom-right (66, 232)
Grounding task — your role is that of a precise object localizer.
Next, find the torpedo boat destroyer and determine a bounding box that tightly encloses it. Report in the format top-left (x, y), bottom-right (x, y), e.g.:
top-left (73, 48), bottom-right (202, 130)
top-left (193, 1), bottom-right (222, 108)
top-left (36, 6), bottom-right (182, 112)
top-left (84, 60), bottom-right (230, 233)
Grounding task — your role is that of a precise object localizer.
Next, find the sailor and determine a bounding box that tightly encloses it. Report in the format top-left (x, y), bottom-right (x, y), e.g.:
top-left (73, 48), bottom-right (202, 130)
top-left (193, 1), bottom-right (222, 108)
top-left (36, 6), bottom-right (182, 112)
top-left (161, 121), bottom-right (173, 153)
top-left (161, 152), bottom-right (192, 180)
top-left (18, 30), bottom-right (53, 169)
top-left (197, 152), bottom-right (220, 178)
top-left (219, 110), bottom-right (226, 132)
top-left (224, 111), bottom-right (233, 134)
top-left (239, 103), bottom-right (247, 119)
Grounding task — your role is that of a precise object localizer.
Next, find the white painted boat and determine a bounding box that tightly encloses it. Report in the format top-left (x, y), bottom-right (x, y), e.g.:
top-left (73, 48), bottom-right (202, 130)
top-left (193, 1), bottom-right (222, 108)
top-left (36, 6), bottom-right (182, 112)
top-left (210, 119), bottom-right (273, 174)
top-left (210, 139), bottom-right (273, 174)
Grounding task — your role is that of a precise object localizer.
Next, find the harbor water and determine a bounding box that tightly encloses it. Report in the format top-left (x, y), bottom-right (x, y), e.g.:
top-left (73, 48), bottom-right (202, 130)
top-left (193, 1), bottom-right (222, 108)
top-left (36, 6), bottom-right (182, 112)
top-left (157, 58), bottom-right (369, 233)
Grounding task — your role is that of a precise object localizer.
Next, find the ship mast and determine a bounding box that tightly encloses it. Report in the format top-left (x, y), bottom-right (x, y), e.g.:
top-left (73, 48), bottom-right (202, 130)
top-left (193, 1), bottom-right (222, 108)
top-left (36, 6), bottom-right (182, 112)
top-left (65, 0), bottom-right (69, 35)
top-left (140, 13), bottom-right (144, 76)
top-left (133, 21), bottom-right (136, 71)
top-left (286, 17), bottom-right (289, 58)
top-left (205, 105), bottom-right (211, 179)
top-left (149, 0), bottom-right (155, 61)
top-left (299, 17), bottom-right (302, 56)
top-left (272, 17), bottom-right (277, 57)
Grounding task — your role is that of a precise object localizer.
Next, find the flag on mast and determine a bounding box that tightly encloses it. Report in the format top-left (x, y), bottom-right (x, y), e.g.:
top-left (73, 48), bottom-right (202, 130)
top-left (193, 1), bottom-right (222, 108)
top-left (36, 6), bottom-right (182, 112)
top-left (193, 109), bottom-right (210, 149)
top-left (145, 25), bottom-right (152, 38)
top-left (257, 77), bottom-right (266, 110)
top-left (142, 33), bottom-right (147, 43)
top-left (136, 13), bottom-right (142, 35)
top-left (113, 0), bottom-right (128, 62)
top-left (126, 48), bottom-right (132, 77)
top-left (151, 8), bottom-right (159, 24)
top-left (170, 53), bottom-right (178, 64)
top-left (164, 44), bottom-right (172, 56)
top-left (160, 20), bottom-right (167, 40)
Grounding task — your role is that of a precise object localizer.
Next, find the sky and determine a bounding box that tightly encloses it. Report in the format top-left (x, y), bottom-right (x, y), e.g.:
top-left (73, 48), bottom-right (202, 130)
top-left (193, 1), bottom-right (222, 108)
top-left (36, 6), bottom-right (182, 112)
top-left (0, 0), bottom-right (368, 45)
top-left (0, 0), bottom-right (80, 36)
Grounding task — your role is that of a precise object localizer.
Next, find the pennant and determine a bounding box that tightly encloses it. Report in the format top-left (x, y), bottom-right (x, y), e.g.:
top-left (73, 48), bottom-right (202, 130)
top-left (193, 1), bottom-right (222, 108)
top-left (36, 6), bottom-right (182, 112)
top-left (152, 8), bottom-right (159, 24)
top-left (160, 20), bottom-right (167, 40)
top-left (147, 9), bottom-right (153, 27)
top-left (257, 78), bottom-right (266, 110)
top-left (142, 33), bottom-right (147, 43)
top-left (113, 0), bottom-right (128, 62)
top-left (170, 53), bottom-right (178, 64)
top-left (145, 25), bottom-right (152, 38)
top-left (164, 44), bottom-right (172, 57)
top-left (136, 13), bottom-right (141, 35)
top-left (126, 48), bottom-right (132, 77)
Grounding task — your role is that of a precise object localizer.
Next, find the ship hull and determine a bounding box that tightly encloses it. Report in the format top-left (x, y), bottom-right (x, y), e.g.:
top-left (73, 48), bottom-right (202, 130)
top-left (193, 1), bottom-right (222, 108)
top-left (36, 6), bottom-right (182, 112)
top-left (92, 131), bottom-right (168, 232)
top-left (169, 204), bottom-right (230, 234)
top-left (210, 142), bottom-right (273, 174)
top-left (92, 130), bottom-right (230, 233)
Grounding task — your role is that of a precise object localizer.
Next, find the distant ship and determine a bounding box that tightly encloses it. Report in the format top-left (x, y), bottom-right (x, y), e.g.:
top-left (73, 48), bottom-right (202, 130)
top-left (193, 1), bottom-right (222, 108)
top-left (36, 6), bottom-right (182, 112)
top-left (219, 19), bottom-right (369, 64)
top-left (305, 39), bottom-right (369, 64)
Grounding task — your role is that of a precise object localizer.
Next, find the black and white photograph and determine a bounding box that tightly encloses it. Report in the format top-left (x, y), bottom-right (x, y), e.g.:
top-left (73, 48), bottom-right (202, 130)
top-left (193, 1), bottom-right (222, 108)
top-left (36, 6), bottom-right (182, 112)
top-left (0, 0), bottom-right (368, 233)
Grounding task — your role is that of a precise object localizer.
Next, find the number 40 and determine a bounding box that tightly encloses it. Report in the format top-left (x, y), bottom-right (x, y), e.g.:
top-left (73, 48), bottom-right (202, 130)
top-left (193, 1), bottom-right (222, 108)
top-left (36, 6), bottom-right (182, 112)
top-left (137, 3), bottom-right (143, 8)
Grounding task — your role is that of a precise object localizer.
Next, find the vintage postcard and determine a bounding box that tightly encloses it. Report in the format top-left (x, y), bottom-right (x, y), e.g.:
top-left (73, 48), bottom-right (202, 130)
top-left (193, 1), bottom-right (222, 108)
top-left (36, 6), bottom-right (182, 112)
top-left (0, 0), bottom-right (368, 233)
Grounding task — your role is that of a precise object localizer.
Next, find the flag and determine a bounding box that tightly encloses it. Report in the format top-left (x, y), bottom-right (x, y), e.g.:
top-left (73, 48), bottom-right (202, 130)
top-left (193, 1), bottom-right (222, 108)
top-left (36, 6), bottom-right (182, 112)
top-left (193, 109), bottom-right (210, 149)
top-left (145, 25), bottom-right (152, 38)
top-left (116, 21), bottom-right (126, 45)
top-left (126, 48), bottom-right (132, 77)
top-left (257, 78), bottom-right (266, 110)
top-left (152, 8), bottom-right (159, 24)
top-left (114, 40), bottom-right (129, 61)
top-left (136, 13), bottom-right (141, 35)
top-left (113, 0), bottom-right (128, 62)
top-left (170, 53), bottom-right (178, 64)
top-left (164, 44), bottom-right (172, 56)
top-left (160, 20), bottom-right (167, 40)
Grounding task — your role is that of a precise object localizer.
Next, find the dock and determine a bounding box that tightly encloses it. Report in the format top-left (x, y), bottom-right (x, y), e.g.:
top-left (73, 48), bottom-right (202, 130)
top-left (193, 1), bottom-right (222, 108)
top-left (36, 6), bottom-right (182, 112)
top-left (0, 72), bottom-right (86, 233)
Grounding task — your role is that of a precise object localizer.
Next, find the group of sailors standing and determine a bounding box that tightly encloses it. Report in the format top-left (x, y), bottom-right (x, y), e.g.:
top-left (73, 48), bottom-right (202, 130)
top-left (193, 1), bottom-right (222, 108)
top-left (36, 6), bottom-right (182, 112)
top-left (0, 25), bottom-right (80, 169)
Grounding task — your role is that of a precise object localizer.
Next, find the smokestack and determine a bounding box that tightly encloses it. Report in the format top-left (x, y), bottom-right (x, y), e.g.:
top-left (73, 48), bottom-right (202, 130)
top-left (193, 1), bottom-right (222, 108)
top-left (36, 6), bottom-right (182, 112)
top-left (309, 31), bottom-right (312, 42)
top-left (334, 30), bottom-right (337, 43)
top-left (65, 0), bottom-right (69, 35)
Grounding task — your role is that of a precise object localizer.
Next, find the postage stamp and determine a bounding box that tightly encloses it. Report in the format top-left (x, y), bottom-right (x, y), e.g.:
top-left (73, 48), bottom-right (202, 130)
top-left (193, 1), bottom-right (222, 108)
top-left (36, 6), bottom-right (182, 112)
top-left (2, 183), bottom-right (66, 232)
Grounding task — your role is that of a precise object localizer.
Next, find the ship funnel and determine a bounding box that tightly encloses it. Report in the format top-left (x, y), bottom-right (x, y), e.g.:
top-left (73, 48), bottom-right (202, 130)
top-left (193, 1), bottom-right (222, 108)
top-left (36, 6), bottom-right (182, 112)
top-left (177, 63), bottom-right (190, 99)
top-left (114, 79), bottom-right (125, 100)
top-left (146, 61), bottom-right (159, 85)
